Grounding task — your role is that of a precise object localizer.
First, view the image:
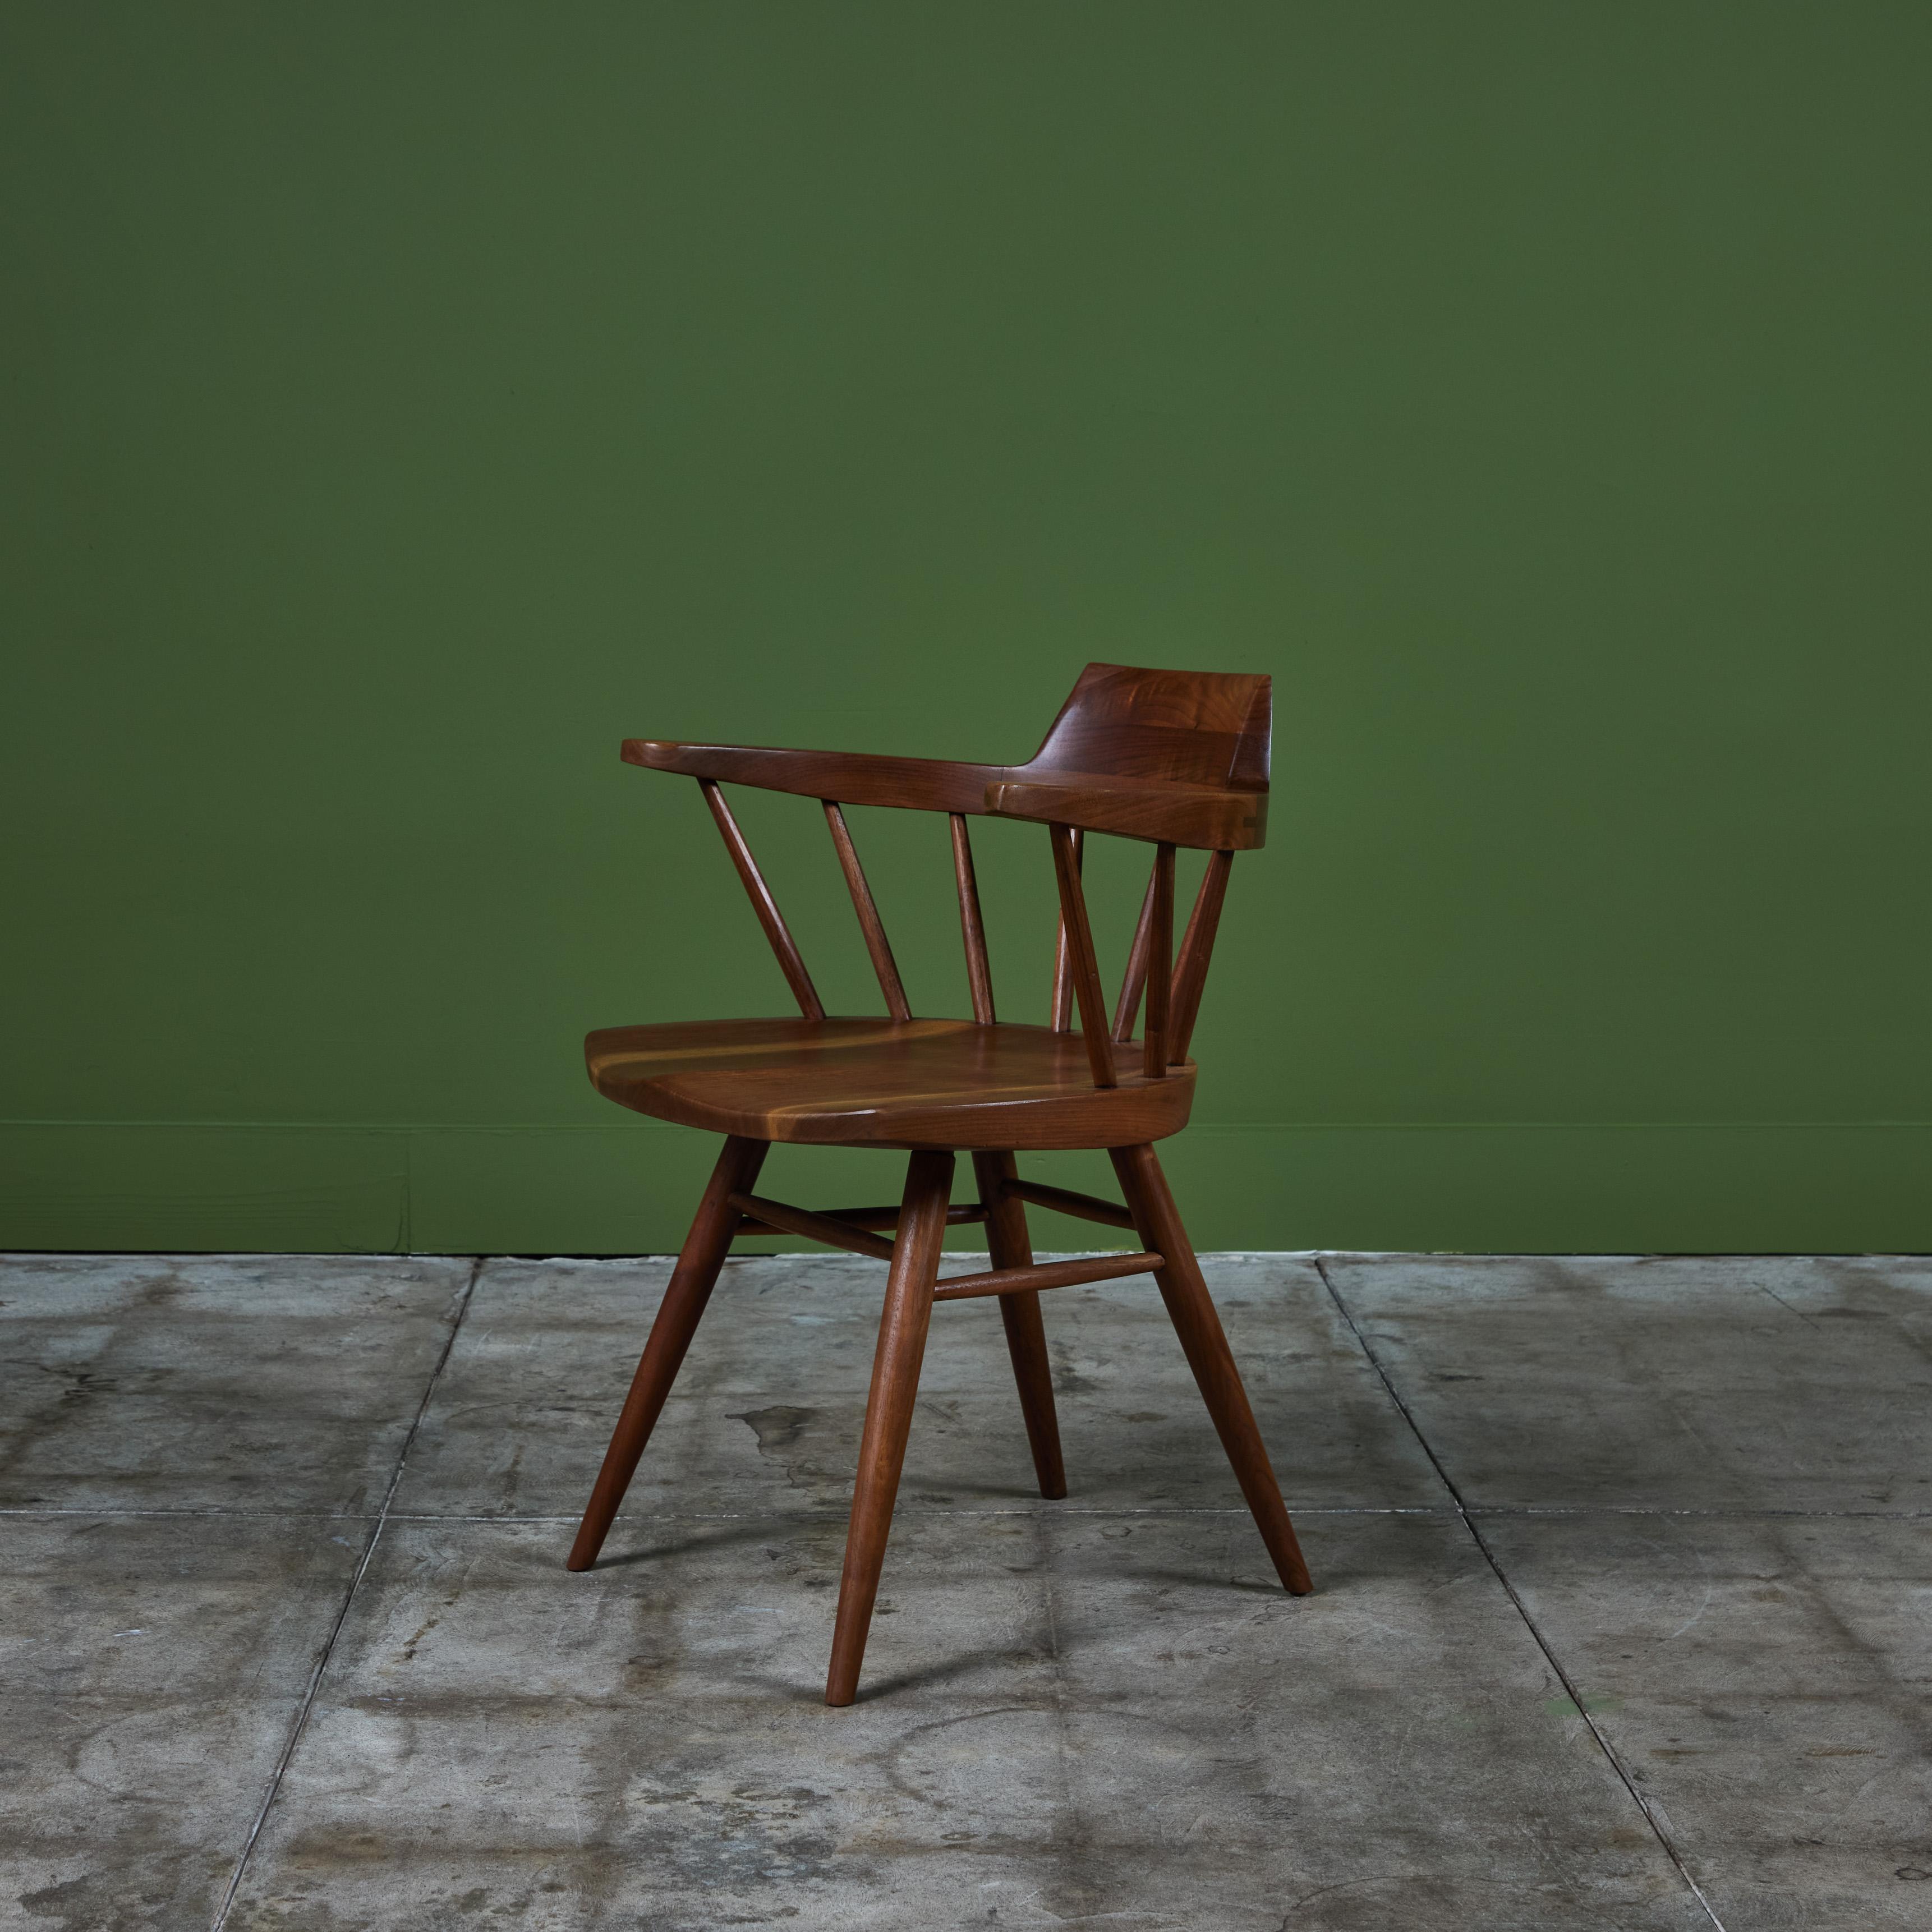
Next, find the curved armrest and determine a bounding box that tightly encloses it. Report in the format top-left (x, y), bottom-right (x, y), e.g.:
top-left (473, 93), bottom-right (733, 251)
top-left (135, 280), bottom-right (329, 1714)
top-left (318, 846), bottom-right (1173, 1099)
top-left (983, 778), bottom-right (1268, 850)
top-left (623, 740), bottom-right (1008, 814)
top-left (623, 738), bottom-right (1269, 846)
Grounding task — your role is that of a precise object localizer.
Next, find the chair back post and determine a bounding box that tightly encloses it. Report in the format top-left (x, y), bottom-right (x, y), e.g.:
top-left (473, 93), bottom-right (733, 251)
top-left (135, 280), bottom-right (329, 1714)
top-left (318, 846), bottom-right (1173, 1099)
top-left (699, 779), bottom-right (825, 1020)
top-left (949, 814), bottom-right (996, 1024)
top-left (1111, 866), bottom-right (1158, 1043)
top-left (1140, 843), bottom-right (1176, 1076)
top-left (822, 801), bottom-right (912, 1020)
top-left (1048, 829), bottom-right (1084, 1031)
top-left (1047, 822), bottom-right (1117, 1088)
top-left (1167, 848), bottom-right (1234, 1065)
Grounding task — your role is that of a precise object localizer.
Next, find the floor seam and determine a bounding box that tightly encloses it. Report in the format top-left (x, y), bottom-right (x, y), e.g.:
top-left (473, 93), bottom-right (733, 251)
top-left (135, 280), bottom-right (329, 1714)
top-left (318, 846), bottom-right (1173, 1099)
top-left (7, 1500), bottom-right (1926, 1521)
top-left (1312, 1253), bottom-right (1729, 1932)
top-left (208, 1254), bottom-right (485, 1932)
top-left (0, 1507), bottom-right (385, 1520)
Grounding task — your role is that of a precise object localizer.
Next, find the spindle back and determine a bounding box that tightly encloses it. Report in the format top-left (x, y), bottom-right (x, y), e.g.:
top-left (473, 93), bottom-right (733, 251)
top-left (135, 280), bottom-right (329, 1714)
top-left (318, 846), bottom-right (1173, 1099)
top-left (646, 664), bottom-right (1270, 1090)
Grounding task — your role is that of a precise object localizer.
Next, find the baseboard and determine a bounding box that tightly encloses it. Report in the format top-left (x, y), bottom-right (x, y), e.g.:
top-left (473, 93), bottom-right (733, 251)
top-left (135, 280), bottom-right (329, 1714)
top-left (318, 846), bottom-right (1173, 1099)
top-left (2, 1119), bottom-right (1926, 1254)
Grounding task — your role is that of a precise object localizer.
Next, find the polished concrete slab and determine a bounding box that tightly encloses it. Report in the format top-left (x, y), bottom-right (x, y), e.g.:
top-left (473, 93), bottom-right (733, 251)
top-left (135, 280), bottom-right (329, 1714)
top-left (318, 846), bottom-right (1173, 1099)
top-left (0, 1254), bottom-right (474, 1514)
top-left (390, 1254), bottom-right (1444, 1521)
top-left (221, 1515), bottom-right (1703, 1931)
top-left (1475, 1512), bottom-right (1932, 1930)
top-left (3, 1248), bottom-right (1928, 1930)
top-left (0, 1515), bottom-right (365, 1931)
top-left (1318, 1253), bottom-right (1932, 1514)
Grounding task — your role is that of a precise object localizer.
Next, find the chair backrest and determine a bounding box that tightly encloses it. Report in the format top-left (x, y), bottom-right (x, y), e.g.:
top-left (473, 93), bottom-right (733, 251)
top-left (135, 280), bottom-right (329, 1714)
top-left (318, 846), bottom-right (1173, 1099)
top-left (1022, 662), bottom-right (1272, 790)
top-left (683, 663), bottom-right (1270, 1089)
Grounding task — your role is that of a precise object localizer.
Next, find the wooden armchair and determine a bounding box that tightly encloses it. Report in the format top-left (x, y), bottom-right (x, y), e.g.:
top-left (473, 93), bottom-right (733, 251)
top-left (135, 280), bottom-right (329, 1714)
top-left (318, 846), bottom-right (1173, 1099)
top-left (571, 662), bottom-right (1311, 1704)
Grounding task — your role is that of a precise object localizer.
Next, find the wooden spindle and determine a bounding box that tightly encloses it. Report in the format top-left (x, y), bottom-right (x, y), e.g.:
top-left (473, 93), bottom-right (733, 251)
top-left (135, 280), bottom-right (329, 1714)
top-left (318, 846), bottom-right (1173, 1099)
top-left (999, 1175), bottom-right (1138, 1231)
top-left (949, 814), bottom-right (996, 1024)
top-left (1168, 848), bottom-right (1232, 1065)
top-left (930, 1250), bottom-right (1166, 1301)
top-left (729, 1192), bottom-right (897, 1263)
top-left (1111, 863), bottom-right (1159, 1043)
top-left (1048, 822), bottom-right (1117, 1088)
top-left (823, 801), bottom-right (911, 1021)
top-left (699, 779), bottom-right (825, 1021)
top-left (1142, 842), bottom-right (1175, 1077)
top-left (1050, 827), bottom-right (1084, 1031)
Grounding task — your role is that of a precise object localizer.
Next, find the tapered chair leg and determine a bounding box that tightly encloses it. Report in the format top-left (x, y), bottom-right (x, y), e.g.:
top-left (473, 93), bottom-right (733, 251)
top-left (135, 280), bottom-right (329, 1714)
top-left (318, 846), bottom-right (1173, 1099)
top-left (1109, 1143), bottom-right (1313, 1595)
top-left (567, 1134), bottom-right (769, 1572)
top-left (972, 1149), bottom-right (1067, 1499)
top-left (826, 1147), bottom-right (955, 1705)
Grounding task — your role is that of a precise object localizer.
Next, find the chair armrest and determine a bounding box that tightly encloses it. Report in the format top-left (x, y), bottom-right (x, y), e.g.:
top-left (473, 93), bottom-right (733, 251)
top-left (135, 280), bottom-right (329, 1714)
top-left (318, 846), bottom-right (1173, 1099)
top-left (983, 778), bottom-right (1268, 850)
top-left (624, 739), bottom-right (1270, 846)
top-left (623, 740), bottom-right (1009, 814)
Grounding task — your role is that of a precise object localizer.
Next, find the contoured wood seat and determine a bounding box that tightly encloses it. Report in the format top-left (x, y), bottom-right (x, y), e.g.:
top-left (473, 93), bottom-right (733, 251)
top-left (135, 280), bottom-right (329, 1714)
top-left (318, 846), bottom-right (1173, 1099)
top-left (585, 1016), bottom-right (1195, 1148)
top-left (571, 663), bottom-right (1312, 1705)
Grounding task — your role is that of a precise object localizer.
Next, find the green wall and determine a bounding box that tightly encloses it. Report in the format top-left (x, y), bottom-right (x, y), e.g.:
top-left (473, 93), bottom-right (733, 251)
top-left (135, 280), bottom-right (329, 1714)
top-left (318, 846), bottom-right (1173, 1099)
top-left (4, 4), bottom-right (1929, 1254)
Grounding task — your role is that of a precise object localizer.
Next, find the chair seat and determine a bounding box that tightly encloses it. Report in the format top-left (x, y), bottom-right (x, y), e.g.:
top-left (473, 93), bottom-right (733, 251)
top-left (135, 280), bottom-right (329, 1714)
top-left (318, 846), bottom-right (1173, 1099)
top-left (585, 1016), bottom-right (1197, 1150)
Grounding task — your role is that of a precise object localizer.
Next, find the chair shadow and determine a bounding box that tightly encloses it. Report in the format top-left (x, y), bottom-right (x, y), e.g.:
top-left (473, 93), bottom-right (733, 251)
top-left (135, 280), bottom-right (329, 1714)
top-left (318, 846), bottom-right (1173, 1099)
top-left (740, 1642), bottom-right (1051, 1706)
top-left (585, 1514), bottom-right (834, 1569)
top-left (1125, 1565), bottom-right (1300, 1597)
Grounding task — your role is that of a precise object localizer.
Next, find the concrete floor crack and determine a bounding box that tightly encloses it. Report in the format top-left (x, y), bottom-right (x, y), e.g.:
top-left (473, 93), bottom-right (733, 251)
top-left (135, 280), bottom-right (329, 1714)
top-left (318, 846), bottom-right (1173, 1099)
top-left (1310, 1252), bottom-right (1730, 1932)
top-left (205, 1253), bottom-right (485, 1932)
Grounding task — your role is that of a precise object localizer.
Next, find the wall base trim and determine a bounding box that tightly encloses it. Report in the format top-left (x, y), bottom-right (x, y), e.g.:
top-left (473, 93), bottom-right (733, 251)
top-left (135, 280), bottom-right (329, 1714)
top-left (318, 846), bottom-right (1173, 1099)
top-left (3, 1119), bottom-right (1926, 1254)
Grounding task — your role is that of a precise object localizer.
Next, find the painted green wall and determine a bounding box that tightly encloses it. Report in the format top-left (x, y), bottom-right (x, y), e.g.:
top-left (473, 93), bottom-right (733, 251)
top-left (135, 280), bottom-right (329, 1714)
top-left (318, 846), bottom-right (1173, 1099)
top-left (4, 4), bottom-right (1928, 1254)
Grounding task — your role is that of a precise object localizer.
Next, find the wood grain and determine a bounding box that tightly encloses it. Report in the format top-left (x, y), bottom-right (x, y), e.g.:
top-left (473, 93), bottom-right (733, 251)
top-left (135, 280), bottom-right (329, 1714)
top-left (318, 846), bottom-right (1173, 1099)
top-left (1049, 827), bottom-right (1083, 1033)
top-left (728, 1192), bottom-right (896, 1262)
top-left (930, 1250), bottom-right (1165, 1301)
top-left (735, 1201), bottom-right (988, 1238)
top-left (631, 742), bottom-right (1007, 813)
top-left (1169, 848), bottom-right (1232, 1066)
top-left (1142, 842), bottom-right (1175, 1078)
top-left (1110, 1142), bottom-right (1312, 1596)
top-left (1111, 864), bottom-right (1159, 1043)
top-left (573, 661), bottom-right (1310, 1704)
top-left (985, 777), bottom-right (1264, 850)
top-left (1024, 661), bottom-right (1272, 790)
top-left (1049, 823), bottom-right (1117, 1089)
top-left (826, 1147), bottom-right (954, 1705)
top-left (972, 1149), bottom-right (1065, 1501)
top-left (950, 813), bottom-right (996, 1024)
top-left (822, 801), bottom-right (910, 1020)
top-left (567, 1134), bottom-right (767, 1572)
top-left (999, 1176), bottom-right (1138, 1231)
top-left (626, 661), bottom-right (1271, 829)
top-left (699, 779), bottom-right (825, 1020)
top-left (586, 1018), bottom-right (1190, 1150)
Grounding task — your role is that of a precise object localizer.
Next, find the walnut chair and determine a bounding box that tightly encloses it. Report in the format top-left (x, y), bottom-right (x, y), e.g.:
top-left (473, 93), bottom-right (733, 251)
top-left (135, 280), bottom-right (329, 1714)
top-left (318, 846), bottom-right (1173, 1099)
top-left (571, 663), bottom-right (1312, 1704)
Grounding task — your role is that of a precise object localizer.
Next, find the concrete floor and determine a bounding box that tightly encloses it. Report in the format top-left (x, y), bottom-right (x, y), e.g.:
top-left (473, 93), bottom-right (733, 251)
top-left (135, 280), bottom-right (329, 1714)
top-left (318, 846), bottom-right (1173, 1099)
top-left (2, 1251), bottom-right (1929, 1932)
